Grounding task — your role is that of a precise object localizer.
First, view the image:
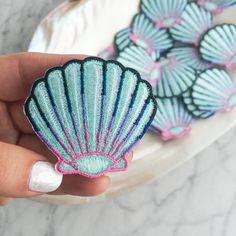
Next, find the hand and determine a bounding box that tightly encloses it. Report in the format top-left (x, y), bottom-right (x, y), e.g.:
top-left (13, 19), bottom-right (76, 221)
top-left (0, 52), bottom-right (132, 206)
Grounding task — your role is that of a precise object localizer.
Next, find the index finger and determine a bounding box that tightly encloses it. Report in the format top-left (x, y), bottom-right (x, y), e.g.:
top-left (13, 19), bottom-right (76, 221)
top-left (0, 52), bottom-right (86, 101)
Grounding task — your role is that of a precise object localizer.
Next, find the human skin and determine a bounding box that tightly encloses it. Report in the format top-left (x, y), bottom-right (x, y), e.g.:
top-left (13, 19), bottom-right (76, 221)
top-left (0, 52), bottom-right (132, 206)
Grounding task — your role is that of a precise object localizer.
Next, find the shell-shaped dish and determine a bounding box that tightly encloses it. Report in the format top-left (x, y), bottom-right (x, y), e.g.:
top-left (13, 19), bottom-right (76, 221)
top-left (192, 68), bottom-right (236, 113)
top-left (150, 97), bottom-right (193, 140)
top-left (167, 47), bottom-right (211, 71)
top-left (182, 90), bottom-right (215, 118)
top-left (155, 56), bottom-right (197, 98)
top-left (196, 0), bottom-right (236, 14)
top-left (24, 57), bottom-right (157, 178)
top-left (115, 13), bottom-right (173, 54)
top-left (199, 24), bottom-right (236, 70)
top-left (117, 45), bottom-right (161, 88)
top-left (170, 2), bottom-right (213, 45)
top-left (27, 0), bottom-right (236, 205)
top-left (141, 0), bottom-right (188, 28)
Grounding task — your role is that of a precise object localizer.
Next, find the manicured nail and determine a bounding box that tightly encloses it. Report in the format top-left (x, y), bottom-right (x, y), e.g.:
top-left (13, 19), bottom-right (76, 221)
top-left (29, 161), bottom-right (63, 193)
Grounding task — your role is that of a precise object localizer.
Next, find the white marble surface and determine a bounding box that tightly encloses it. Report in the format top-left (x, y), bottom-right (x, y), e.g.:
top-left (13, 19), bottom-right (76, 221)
top-left (1, 1), bottom-right (236, 236)
top-left (0, 0), bottom-right (63, 54)
top-left (1, 128), bottom-right (236, 236)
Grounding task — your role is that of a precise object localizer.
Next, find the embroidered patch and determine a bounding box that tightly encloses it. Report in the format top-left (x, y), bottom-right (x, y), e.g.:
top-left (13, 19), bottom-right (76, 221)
top-left (192, 68), bottom-right (236, 113)
top-left (141, 0), bottom-right (188, 28)
top-left (155, 56), bottom-right (197, 98)
top-left (170, 2), bottom-right (213, 45)
top-left (117, 45), bottom-right (161, 88)
top-left (167, 47), bottom-right (212, 71)
top-left (115, 13), bottom-right (173, 55)
top-left (196, 0), bottom-right (236, 14)
top-left (150, 97), bottom-right (193, 141)
top-left (199, 24), bottom-right (236, 70)
top-left (182, 90), bottom-right (215, 119)
top-left (24, 57), bottom-right (157, 177)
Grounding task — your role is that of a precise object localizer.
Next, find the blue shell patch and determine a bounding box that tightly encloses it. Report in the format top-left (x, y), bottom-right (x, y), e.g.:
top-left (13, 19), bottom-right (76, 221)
top-left (24, 57), bottom-right (157, 177)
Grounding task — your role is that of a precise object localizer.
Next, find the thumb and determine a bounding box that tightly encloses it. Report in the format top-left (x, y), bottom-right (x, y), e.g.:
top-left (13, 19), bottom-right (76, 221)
top-left (0, 141), bottom-right (63, 198)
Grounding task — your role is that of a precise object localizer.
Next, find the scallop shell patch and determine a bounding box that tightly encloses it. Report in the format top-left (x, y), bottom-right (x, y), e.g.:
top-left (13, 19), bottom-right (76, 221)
top-left (24, 58), bottom-right (157, 177)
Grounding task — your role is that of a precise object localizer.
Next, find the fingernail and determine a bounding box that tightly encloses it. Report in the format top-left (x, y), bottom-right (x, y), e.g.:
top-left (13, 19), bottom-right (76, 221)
top-left (29, 161), bottom-right (63, 193)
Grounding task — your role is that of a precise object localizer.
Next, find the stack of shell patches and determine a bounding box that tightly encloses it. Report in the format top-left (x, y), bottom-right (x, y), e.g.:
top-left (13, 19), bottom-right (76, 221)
top-left (182, 90), bottom-right (215, 118)
top-left (98, 0), bottom-right (236, 141)
top-left (24, 58), bottom-right (157, 177)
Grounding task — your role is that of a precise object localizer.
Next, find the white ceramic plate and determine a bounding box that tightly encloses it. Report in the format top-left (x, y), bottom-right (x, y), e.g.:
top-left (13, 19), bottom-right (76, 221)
top-left (29, 0), bottom-right (236, 204)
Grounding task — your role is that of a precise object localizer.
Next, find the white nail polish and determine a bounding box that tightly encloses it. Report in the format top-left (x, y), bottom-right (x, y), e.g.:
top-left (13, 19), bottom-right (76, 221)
top-left (29, 161), bottom-right (63, 193)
